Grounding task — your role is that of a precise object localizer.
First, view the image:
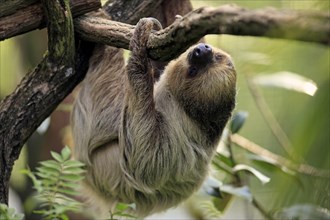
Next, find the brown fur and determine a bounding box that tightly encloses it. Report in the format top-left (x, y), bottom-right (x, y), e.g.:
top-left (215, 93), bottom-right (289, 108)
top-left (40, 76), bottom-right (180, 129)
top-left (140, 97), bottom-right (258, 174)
top-left (71, 18), bottom-right (236, 218)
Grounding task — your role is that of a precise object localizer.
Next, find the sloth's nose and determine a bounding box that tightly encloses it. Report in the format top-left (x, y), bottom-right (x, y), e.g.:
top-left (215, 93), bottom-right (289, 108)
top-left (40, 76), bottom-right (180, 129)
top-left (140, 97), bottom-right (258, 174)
top-left (194, 44), bottom-right (212, 57)
top-left (191, 43), bottom-right (213, 65)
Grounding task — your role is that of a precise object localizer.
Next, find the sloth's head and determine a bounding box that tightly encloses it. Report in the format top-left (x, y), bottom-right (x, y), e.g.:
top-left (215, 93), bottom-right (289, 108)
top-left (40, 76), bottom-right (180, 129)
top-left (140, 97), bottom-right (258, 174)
top-left (164, 43), bottom-right (237, 118)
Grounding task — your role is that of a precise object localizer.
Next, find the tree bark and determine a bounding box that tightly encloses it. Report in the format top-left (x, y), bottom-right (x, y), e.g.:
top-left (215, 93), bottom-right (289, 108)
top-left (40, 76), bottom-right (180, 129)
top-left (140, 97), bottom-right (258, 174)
top-left (0, 0), bottom-right (101, 41)
top-left (0, 0), bottom-right (38, 17)
top-left (103, 0), bottom-right (162, 24)
top-left (1, 3), bottom-right (329, 48)
top-left (74, 5), bottom-right (330, 61)
top-left (0, 0), bottom-right (77, 204)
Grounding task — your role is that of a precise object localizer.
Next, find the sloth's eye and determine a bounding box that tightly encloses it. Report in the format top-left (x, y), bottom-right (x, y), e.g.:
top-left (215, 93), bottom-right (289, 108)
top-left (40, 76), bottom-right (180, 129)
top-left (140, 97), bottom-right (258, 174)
top-left (215, 54), bottom-right (224, 61)
top-left (188, 66), bottom-right (198, 77)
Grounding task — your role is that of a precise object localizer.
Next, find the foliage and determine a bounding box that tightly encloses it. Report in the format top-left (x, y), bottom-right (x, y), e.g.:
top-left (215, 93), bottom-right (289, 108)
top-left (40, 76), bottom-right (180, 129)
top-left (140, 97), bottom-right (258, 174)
top-left (199, 200), bottom-right (222, 219)
top-left (22, 146), bottom-right (137, 220)
top-left (205, 110), bottom-right (329, 219)
top-left (206, 112), bottom-right (272, 218)
top-left (22, 146), bottom-right (85, 220)
top-left (108, 203), bottom-right (137, 220)
top-left (0, 203), bottom-right (24, 220)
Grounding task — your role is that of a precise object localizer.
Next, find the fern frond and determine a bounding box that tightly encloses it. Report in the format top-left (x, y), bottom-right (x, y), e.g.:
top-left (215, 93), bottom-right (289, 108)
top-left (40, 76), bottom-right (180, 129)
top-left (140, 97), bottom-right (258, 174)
top-left (24, 146), bottom-right (85, 220)
top-left (200, 200), bottom-right (222, 219)
top-left (0, 203), bottom-right (24, 220)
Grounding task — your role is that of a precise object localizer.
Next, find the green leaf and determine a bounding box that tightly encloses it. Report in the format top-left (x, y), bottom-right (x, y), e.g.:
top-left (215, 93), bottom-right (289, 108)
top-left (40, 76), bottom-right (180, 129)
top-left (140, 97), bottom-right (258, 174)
top-left (62, 167), bottom-right (85, 174)
top-left (199, 200), bottom-right (222, 219)
top-left (110, 203), bottom-right (137, 219)
top-left (57, 188), bottom-right (80, 196)
top-left (54, 204), bottom-right (70, 214)
top-left (58, 181), bottom-right (79, 189)
top-left (212, 152), bottom-right (235, 175)
top-left (114, 203), bottom-right (130, 212)
top-left (63, 160), bottom-right (85, 168)
top-left (220, 185), bottom-right (253, 202)
top-left (36, 166), bottom-right (59, 175)
top-left (275, 204), bottom-right (330, 220)
top-left (230, 111), bottom-right (248, 134)
top-left (24, 148), bottom-right (85, 219)
top-left (59, 174), bottom-right (85, 182)
top-left (53, 194), bottom-right (78, 204)
top-left (214, 152), bottom-right (234, 168)
top-left (58, 213), bottom-right (69, 220)
top-left (0, 203), bottom-right (24, 220)
top-left (39, 160), bottom-right (61, 171)
top-left (40, 179), bottom-right (58, 187)
top-left (233, 164), bottom-right (270, 185)
top-left (21, 169), bottom-right (43, 192)
top-left (61, 146), bottom-right (71, 161)
top-left (51, 151), bottom-right (64, 163)
top-left (248, 154), bottom-right (296, 176)
top-left (213, 193), bottom-right (233, 212)
top-left (248, 154), bottom-right (303, 187)
top-left (33, 209), bottom-right (48, 214)
top-left (35, 171), bottom-right (58, 181)
top-left (212, 161), bottom-right (233, 175)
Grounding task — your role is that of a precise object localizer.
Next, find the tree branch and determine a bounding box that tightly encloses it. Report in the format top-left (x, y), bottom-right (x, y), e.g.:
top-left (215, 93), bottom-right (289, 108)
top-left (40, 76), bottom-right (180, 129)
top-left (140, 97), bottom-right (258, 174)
top-left (103, 0), bottom-right (163, 24)
top-left (0, 0), bottom-right (38, 17)
top-left (0, 0), bottom-right (77, 204)
top-left (0, 0), bottom-right (101, 41)
top-left (231, 134), bottom-right (330, 178)
top-left (74, 5), bottom-right (330, 61)
top-left (2, 4), bottom-right (329, 51)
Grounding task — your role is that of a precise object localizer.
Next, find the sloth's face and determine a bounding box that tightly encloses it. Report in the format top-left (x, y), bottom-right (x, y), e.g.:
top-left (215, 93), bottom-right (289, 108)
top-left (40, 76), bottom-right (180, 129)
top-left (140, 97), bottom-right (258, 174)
top-left (164, 43), bottom-right (236, 106)
top-left (186, 43), bottom-right (235, 78)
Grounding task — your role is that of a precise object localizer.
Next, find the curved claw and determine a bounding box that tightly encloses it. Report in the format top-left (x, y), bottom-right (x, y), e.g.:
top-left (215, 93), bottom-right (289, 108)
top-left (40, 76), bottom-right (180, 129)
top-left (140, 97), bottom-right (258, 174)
top-left (146, 17), bottom-right (162, 31)
top-left (129, 17), bottom-right (162, 53)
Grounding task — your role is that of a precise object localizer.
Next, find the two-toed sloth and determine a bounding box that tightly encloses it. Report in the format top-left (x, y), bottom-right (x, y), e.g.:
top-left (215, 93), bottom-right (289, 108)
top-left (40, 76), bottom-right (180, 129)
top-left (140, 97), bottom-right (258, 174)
top-left (71, 18), bottom-right (236, 217)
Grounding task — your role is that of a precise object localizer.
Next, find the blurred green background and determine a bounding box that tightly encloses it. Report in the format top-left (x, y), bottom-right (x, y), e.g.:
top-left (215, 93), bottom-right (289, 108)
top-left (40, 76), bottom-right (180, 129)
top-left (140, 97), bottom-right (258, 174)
top-left (0, 0), bottom-right (329, 219)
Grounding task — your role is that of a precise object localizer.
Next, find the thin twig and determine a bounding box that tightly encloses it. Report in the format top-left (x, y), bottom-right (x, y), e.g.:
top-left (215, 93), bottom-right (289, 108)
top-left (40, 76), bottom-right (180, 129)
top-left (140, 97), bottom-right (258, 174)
top-left (226, 134), bottom-right (275, 219)
top-left (231, 133), bottom-right (330, 178)
top-left (245, 73), bottom-right (298, 161)
top-left (227, 133), bottom-right (241, 186)
top-left (252, 198), bottom-right (275, 220)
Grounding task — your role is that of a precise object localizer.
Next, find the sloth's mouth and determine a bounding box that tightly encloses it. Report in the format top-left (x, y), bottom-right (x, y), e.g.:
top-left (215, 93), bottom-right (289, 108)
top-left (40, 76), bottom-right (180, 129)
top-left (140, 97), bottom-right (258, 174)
top-left (188, 43), bottom-right (213, 66)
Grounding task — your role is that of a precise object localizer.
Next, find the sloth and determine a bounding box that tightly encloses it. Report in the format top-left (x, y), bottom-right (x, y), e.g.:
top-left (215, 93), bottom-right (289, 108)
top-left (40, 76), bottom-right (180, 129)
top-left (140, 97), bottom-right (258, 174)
top-left (71, 18), bottom-right (236, 217)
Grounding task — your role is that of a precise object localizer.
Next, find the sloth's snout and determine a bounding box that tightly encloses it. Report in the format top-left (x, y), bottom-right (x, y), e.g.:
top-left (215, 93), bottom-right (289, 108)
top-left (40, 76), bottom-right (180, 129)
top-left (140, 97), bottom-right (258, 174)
top-left (190, 43), bottom-right (213, 65)
top-left (193, 44), bottom-right (212, 57)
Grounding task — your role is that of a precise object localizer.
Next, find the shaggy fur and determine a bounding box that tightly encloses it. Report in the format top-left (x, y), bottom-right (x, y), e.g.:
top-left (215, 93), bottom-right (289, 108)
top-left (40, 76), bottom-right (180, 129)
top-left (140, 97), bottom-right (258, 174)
top-left (71, 18), bottom-right (236, 218)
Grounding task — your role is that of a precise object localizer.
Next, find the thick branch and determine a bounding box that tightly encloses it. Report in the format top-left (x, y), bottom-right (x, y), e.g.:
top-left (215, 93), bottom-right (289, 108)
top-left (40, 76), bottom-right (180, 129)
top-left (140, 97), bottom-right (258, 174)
top-left (0, 0), bottom-right (101, 41)
top-left (0, 0), bottom-right (76, 204)
top-left (74, 5), bottom-right (329, 61)
top-left (103, 0), bottom-right (162, 24)
top-left (0, 0), bottom-right (38, 17)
